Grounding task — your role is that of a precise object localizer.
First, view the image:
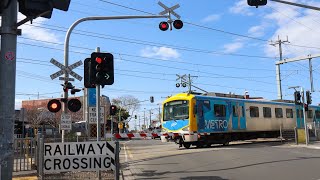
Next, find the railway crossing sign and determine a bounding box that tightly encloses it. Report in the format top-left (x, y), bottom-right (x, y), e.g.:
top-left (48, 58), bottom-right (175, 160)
top-left (50, 58), bottom-right (83, 81)
top-left (158, 1), bottom-right (181, 19)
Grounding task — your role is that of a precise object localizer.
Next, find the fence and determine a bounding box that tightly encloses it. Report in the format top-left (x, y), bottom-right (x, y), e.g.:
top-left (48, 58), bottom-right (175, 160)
top-left (13, 137), bottom-right (37, 172)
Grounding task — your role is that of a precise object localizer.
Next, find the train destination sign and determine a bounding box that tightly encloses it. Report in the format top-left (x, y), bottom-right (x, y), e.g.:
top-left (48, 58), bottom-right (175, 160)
top-left (44, 141), bottom-right (115, 172)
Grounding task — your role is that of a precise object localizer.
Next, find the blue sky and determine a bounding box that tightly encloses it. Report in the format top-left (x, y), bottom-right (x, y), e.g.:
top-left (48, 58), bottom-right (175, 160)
top-left (13, 0), bottom-right (320, 128)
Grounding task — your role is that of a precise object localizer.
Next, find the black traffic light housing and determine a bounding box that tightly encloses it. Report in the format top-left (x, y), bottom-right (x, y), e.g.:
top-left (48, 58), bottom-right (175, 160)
top-left (47, 98), bottom-right (82, 113)
top-left (89, 52), bottom-right (114, 87)
top-left (110, 105), bottom-right (117, 116)
top-left (84, 58), bottom-right (95, 88)
top-left (0, 0), bottom-right (9, 14)
top-left (173, 20), bottom-right (183, 29)
top-left (18, 0), bottom-right (71, 19)
top-left (150, 96), bottom-right (154, 103)
top-left (247, 0), bottom-right (267, 7)
top-left (294, 91), bottom-right (301, 105)
top-left (159, 21), bottom-right (169, 31)
top-left (47, 99), bottom-right (62, 113)
top-left (68, 99), bottom-right (82, 112)
top-left (159, 19), bottom-right (183, 31)
top-left (306, 91), bottom-right (312, 105)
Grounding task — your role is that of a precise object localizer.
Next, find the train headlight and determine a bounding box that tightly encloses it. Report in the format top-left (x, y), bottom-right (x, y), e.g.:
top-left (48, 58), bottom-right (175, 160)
top-left (182, 127), bottom-right (189, 131)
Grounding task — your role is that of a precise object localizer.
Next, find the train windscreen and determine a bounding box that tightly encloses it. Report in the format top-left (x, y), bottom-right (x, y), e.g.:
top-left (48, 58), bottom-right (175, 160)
top-left (163, 100), bottom-right (189, 121)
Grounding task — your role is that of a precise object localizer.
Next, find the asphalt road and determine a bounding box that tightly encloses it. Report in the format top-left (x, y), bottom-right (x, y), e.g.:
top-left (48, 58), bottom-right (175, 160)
top-left (120, 139), bottom-right (320, 180)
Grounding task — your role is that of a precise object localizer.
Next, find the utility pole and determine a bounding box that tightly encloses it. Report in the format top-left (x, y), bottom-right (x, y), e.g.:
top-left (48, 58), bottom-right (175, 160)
top-left (149, 109), bottom-right (152, 129)
top-left (0, 0), bottom-right (18, 179)
top-left (144, 109), bottom-right (146, 130)
top-left (270, 36), bottom-right (289, 100)
top-left (176, 74), bottom-right (207, 94)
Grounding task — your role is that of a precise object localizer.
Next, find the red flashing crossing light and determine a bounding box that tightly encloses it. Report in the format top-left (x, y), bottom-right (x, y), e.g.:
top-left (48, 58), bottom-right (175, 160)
top-left (159, 21), bottom-right (169, 31)
top-left (68, 99), bottom-right (82, 112)
top-left (47, 99), bottom-right (61, 113)
top-left (173, 20), bottom-right (183, 29)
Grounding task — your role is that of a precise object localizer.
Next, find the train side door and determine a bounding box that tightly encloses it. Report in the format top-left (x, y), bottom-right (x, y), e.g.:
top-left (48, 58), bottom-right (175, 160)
top-left (296, 106), bottom-right (304, 128)
top-left (196, 100), bottom-right (212, 133)
top-left (231, 102), bottom-right (246, 130)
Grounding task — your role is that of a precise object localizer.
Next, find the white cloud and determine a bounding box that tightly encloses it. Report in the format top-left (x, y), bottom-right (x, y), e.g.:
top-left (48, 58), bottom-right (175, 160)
top-left (18, 13), bottom-right (60, 44)
top-left (140, 46), bottom-right (180, 60)
top-left (263, 1), bottom-right (320, 58)
top-left (229, 1), bottom-right (254, 16)
top-left (223, 42), bottom-right (244, 53)
top-left (248, 25), bottom-right (265, 37)
top-left (201, 14), bottom-right (221, 23)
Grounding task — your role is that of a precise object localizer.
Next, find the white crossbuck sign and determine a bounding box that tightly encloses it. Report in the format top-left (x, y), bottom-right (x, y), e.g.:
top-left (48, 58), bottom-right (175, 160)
top-left (158, 1), bottom-right (181, 19)
top-left (50, 58), bottom-right (83, 81)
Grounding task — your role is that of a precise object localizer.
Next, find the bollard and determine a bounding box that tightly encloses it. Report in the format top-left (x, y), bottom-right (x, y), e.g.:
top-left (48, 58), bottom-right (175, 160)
top-left (294, 127), bottom-right (298, 145)
top-left (115, 141), bottom-right (120, 180)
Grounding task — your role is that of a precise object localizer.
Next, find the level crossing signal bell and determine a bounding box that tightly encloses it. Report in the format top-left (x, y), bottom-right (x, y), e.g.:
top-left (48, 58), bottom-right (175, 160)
top-left (247, 0), bottom-right (267, 7)
top-left (110, 105), bottom-right (117, 116)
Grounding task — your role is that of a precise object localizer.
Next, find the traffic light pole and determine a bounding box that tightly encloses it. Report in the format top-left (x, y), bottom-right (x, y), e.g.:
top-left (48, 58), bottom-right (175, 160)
top-left (63, 15), bottom-right (168, 140)
top-left (96, 47), bottom-right (101, 141)
top-left (301, 87), bottom-right (309, 146)
top-left (0, 0), bottom-right (18, 179)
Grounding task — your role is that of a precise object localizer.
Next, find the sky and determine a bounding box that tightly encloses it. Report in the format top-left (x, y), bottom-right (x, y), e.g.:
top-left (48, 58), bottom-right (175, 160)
top-left (10, 0), bottom-right (320, 129)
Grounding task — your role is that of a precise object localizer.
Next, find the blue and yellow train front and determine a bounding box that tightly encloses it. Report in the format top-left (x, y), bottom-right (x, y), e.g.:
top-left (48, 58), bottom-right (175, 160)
top-left (161, 93), bottom-right (198, 146)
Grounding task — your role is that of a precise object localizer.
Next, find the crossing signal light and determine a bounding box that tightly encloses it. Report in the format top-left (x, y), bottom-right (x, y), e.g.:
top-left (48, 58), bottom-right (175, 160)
top-left (294, 91), bottom-right (301, 105)
top-left (173, 20), bottom-right (183, 29)
top-left (150, 96), bottom-right (154, 103)
top-left (159, 21), bottom-right (169, 31)
top-left (47, 99), bottom-right (61, 113)
top-left (306, 91), bottom-right (312, 105)
top-left (68, 99), bottom-right (82, 112)
top-left (90, 52), bottom-right (114, 87)
top-left (247, 0), bottom-right (267, 7)
top-left (110, 105), bottom-right (117, 116)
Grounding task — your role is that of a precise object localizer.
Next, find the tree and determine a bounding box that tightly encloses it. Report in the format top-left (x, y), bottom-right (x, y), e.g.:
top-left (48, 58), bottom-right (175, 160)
top-left (111, 95), bottom-right (141, 122)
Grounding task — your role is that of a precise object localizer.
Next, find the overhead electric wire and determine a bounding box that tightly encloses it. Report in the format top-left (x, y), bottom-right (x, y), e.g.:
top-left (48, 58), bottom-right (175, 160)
top-left (95, 0), bottom-right (320, 54)
top-left (23, 23), bottom-right (275, 60)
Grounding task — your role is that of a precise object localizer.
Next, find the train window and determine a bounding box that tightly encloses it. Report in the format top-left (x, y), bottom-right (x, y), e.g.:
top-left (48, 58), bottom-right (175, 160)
top-left (307, 110), bottom-right (313, 118)
top-left (250, 106), bottom-right (259, 117)
top-left (275, 108), bottom-right (283, 118)
top-left (203, 100), bottom-right (211, 110)
top-left (286, 109), bottom-right (293, 118)
top-left (214, 104), bottom-right (226, 117)
top-left (263, 107), bottom-right (272, 118)
top-left (232, 106), bottom-right (243, 117)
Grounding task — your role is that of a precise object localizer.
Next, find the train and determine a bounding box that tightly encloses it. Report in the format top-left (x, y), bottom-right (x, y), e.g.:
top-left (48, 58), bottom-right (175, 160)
top-left (160, 92), bottom-right (320, 148)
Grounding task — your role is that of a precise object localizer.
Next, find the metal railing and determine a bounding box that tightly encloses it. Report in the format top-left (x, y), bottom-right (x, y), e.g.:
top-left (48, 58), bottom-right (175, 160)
top-left (13, 137), bottom-right (36, 172)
